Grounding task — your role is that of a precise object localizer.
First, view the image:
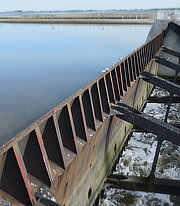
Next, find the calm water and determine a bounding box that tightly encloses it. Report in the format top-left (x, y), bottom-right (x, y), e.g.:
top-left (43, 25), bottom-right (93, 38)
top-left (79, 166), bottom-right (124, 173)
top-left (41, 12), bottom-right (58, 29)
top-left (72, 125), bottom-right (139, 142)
top-left (0, 23), bottom-right (150, 145)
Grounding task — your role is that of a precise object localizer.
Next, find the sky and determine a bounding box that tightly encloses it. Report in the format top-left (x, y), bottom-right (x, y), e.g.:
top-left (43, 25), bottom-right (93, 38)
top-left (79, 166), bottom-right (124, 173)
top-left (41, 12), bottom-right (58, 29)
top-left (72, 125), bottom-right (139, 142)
top-left (0, 0), bottom-right (180, 12)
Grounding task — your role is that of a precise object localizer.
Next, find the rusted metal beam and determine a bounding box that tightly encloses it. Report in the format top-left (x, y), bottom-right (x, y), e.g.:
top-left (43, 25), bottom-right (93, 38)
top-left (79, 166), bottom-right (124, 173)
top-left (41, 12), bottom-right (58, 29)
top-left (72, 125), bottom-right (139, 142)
top-left (154, 56), bottom-right (180, 73)
top-left (106, 174), bottom-right (180, 196)
top-left (141, 71), bottom-right (180, 96)
top-left (36, 194), bottom-right (62, 206)
top-left (163, 22), bottom-right (180, 38)
top-left (112, 103), bottom-right (180, 146)
top-left (147, 96), bottom-right (180, 103)
top-left (161, 46), bottom-right (180, 61)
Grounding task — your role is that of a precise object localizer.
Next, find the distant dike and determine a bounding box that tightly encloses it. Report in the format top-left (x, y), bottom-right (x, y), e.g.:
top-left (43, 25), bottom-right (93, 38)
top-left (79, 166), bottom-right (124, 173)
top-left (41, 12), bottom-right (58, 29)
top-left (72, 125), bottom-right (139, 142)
top-left (0, 13), bottom-right (157, 24)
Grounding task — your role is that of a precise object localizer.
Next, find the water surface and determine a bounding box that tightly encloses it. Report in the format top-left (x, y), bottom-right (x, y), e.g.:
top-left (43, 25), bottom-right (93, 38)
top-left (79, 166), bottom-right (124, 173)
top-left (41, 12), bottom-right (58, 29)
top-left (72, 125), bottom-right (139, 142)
top-left (0, 23), bottom-right (150, 145)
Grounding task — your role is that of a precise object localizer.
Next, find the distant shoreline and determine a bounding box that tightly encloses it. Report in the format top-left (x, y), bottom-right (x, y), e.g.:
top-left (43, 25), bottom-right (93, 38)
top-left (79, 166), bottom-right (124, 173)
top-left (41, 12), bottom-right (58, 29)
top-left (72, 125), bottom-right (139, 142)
top-left (0, 13), bottom-right (156, 24)
top-left (0, 18), bottom-right (154, 25)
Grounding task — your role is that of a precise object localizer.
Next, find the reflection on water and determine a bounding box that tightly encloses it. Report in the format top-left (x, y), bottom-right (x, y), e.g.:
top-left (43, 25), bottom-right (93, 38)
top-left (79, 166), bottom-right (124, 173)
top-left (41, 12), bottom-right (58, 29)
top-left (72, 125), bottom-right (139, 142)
top-left (99, 87), bottom-right (180, 206)
top-left (0, 23), bottom-right (150, 145)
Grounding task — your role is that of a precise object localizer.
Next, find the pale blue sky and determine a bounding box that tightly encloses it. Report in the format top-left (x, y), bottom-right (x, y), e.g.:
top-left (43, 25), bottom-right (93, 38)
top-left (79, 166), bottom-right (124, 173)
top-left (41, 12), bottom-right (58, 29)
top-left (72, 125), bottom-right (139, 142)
top-left (0, 0), bottom-right (180, 11)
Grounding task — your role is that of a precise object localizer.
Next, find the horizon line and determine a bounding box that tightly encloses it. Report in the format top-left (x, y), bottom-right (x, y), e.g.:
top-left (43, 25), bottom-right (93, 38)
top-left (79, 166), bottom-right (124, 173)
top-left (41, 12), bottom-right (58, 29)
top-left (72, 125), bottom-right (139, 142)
top-left (0, 8), bottom-right (180, 13)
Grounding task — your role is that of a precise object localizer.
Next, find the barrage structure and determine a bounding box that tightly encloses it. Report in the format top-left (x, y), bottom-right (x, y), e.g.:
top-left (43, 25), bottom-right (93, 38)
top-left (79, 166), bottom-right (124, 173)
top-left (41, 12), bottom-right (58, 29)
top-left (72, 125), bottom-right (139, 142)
top-left (0, 20), bottom-right (180, 206)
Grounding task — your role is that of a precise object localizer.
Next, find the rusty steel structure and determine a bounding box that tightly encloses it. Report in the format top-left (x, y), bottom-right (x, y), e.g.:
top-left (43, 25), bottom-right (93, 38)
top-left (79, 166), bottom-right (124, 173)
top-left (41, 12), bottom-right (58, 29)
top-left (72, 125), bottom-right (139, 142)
top-left (0, 22), bottom-right (165, 206)
top-left (107, 44), bottom-right (180, 197)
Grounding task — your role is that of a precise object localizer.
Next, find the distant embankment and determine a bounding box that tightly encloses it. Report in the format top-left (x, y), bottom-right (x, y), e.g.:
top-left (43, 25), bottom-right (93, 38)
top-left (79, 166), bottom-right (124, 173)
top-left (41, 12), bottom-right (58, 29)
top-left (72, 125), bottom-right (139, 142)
top-left (0, 13), bottom-right (157, 24)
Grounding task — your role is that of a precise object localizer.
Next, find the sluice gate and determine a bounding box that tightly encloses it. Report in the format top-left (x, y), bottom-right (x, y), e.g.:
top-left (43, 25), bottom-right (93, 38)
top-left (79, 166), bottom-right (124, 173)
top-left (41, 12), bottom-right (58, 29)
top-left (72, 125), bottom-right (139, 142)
top-left (0, 22), bottom-right (179, 206)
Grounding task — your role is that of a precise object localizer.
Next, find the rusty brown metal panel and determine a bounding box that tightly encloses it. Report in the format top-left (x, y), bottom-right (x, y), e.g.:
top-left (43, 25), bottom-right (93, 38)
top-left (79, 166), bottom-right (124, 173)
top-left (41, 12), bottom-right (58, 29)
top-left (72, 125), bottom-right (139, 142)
top-left (105, 73), bottom-right (116, 103)
top-left (115, 65), bottom-right (124, 96)
top-left (88, 87), bottom-right (99, 129)
top-left (91, 83), bottom-right (104, 122)
top-left (154, 36), bottom-right (158, 54)
top-left (18, 130), bottom-right (52, 187)
top-left (140, 48), bottom-right (145, 71)
top-left (139, 48), bottom-right (144, 71)
top-left (82, 89), bottom-right (97, 131)
top-left (136, 50), bottom-right (142, 72)
top-left (67, 103), bottom-right (79, 152)
top-left (53, 113), bottom-right (67, 168)
top-left (117, 64), bottom-right (126, 94)
top-left (71, 96), bottom-right (89, 142)
top-left (142, 46), bottom-right (146, 69)
top-left (148, 42), bottom-right (152, 63)
top-left (114, 67), bottom-right (123, 95)
top-left (56, 60), bottom-right (159, 206)
top-left (0, 148), bottom-right (32, 205)
top-left (102, 76), bottom-right (111, 106)
top-left (151, 42), bottom-right (154, 59)
top-left (149, 42), bottom-right (153, 63)
top-left (134, 52), bottom-right (140, 77)
top-left (131, 54), bottom-right (137, 80)
top-left (145, 45), bottom-right (149, 66)
top-left (120, 62), bottom-right (128, 92)
top-left (0, 32), bottom-right (164, 205)
top-left (113, 65), bottom-right (122, 97)
top-left (146, 42), bottom-right (150, 64)
top-left (145, 43), bottom-right (148, 65)
top-left (96, 82), bottom-right (105, 120)
top-left (40, 115), bottom-right (66, 169)
top-left (35, 127), bottom-right (53, 184)
top-left (109, 72), bottom-right (117, 102)
top-left (136, 51), bottom-right (141, 75)
top-left (111, 69), bottom-right (121, 101)
top-left (79, 95), bottom-right (89, 140)
top-left (124, 59), bottom-right (131, 87)
top-left (98, 78), bottom-right (110, 114)
top-left (13, 144), bottom-right (37, 206)
top-left (127, 56), bottom-right (134, 82)
top-left (57, 105), bottom-right (78, 154)
top-left (0, 153), bottom-right (7, 181)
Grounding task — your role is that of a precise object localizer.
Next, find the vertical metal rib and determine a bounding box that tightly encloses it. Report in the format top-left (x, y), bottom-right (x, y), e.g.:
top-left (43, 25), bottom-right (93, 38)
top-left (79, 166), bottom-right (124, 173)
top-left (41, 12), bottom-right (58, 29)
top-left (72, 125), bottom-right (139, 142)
top-left (142, 47), bottom-right (146, 70)
top-left (105, 73), bottom-right (116, 103)
top-left (82, 89), bottom-right (96, 131)
top-left (40, 115), bottom-right (66, 169)
top-left (144, 45), bottom-right (148, 66)
top-left (18, 130), bottom-right (52, 186)
top-left (137, 50), bottom-right (143, 72)
top-left (13, 144), bottom-right (37, 206)
top-left (124, 59), bottom-right (131, 87)
top-left (91, 83), bottom-right (104, 122)
top-left (57, 105), bottom-right (78, 154)
top-left (99, 77), bottom-right (110, 114)
top-left (115, 65), bottom-right (124, 96)
top-left (103, 76), bottom-right (111, 105)
top-left (120, 62), bottom-right (127, 91)
top-left (71, 96), bottom-right (89, 142)
top-left (97, 81), bottom-right (107, 114)
top-left (134, 52), bottom-right (140, 77)
top-left (131, 55), bottom-right (137, 79)
top-left (53, 114), bottom-right (67, 168)
top-left (111, 69), bottom-right (120, 101)
top-left (0, 148), bottom-right (33, 205)
top-left (35, 127), bottom-right (53, 184)
top-left (79, 95), bottom-right (89, 140)
top-left (67, 103), bottom-right (79, 151)
top-left (127, 57), bottom-right (134, 81)
top-left (147, 42), bottom-right (150, 64)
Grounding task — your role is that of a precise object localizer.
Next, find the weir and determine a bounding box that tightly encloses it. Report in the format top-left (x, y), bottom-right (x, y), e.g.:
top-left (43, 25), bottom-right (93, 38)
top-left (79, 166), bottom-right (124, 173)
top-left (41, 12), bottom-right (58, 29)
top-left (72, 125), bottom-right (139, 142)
top-left (0, 20), bottom-right (179, 206)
